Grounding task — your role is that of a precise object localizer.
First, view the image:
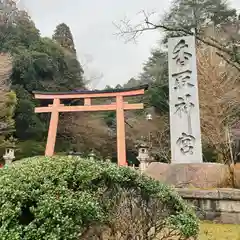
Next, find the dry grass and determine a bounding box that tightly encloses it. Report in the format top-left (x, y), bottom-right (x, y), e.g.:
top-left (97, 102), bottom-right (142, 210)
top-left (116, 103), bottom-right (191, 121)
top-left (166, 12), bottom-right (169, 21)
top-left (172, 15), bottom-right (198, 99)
top-left (153, 222), bottom-right (240, 240)
top-left (199, 222), bottom-right (240, 240)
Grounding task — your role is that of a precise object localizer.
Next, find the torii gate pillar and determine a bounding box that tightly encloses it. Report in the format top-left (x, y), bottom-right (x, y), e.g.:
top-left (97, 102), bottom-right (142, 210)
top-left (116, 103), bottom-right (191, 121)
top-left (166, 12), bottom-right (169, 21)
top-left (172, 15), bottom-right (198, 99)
top-left (116, 95), bottom-right (126, 166)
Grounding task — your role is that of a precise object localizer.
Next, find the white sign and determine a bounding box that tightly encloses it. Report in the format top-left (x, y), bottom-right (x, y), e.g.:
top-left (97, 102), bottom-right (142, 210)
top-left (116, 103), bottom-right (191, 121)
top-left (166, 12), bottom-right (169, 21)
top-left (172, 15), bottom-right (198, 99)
top-left (168, 36), bottom-right (202, 163)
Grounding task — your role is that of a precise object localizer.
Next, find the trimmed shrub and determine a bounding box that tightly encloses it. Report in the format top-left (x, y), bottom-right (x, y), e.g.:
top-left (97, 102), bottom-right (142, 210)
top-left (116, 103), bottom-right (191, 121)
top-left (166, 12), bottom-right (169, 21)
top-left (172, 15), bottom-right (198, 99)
top-left (0, 156), bottom-right (199, 239)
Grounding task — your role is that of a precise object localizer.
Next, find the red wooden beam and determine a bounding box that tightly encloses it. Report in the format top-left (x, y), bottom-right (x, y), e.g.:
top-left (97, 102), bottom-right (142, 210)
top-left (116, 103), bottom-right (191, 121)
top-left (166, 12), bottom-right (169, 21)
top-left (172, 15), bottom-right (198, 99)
top-left (34, 88), bottom-right (145, 99)
top-left (35, 103), bottom-right (144, 113)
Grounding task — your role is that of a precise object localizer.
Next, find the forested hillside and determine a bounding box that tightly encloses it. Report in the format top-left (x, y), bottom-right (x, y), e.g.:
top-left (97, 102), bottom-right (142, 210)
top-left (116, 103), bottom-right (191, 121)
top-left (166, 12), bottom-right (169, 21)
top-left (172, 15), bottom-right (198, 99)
top-left (0, 2), bottom-right (85, 159)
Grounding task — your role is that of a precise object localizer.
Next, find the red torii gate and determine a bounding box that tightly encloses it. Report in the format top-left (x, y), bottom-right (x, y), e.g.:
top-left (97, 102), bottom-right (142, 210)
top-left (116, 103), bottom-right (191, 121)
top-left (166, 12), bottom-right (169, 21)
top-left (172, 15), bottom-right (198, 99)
top-left (33, 85), bottom-right (148, 166)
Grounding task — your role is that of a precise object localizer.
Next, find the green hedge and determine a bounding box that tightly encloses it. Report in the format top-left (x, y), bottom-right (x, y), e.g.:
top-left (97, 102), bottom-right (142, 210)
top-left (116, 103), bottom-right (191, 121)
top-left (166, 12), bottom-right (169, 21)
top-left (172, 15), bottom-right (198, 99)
top-left (0, 156), bottom-right (199, 239)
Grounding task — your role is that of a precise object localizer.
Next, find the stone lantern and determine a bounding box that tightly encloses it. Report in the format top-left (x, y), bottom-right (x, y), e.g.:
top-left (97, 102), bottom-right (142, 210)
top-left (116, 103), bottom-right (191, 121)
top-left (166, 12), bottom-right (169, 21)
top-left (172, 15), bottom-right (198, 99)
top-left (146, 113), bottom-right (152, 121)
top-left (105, 157), bottom-right (111, 163)
top-left (88, 151), bottom-right (96, 161)
top-left (3, 148), bottom-right (15, 166)
top-left (136, 142), bottom-right (150, 172)
top-left (68, 151), bottom-right (82, 159)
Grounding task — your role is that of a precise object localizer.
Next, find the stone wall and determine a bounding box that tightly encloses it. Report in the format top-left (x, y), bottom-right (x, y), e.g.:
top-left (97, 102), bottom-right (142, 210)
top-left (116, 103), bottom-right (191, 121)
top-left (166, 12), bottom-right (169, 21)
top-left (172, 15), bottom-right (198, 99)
top-left (176, 188), bottom-right (240, 224)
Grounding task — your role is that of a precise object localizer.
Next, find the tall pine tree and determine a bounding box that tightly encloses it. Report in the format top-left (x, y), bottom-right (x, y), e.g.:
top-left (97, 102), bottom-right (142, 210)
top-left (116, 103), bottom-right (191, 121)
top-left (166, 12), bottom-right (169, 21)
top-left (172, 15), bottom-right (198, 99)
top-left (52, 23), bottom-right (84, 89)
top-left (52, 23), bottom-right (77, 54)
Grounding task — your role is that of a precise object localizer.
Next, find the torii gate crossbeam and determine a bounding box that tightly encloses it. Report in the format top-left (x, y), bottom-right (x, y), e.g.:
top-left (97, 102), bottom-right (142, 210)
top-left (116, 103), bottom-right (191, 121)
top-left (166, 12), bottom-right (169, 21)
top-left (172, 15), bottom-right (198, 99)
top-left (33, 85), bottom-right (148, 166)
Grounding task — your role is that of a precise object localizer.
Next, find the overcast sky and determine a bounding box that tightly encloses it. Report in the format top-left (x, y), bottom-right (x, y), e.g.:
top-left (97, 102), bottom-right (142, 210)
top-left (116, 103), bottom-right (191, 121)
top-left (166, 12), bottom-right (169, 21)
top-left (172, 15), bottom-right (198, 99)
top-left (19, 0), bottom-right (240, 89)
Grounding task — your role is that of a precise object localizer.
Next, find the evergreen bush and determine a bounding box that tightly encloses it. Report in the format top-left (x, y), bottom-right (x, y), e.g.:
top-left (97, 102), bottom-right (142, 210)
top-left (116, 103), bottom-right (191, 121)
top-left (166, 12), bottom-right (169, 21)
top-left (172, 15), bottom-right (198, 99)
top-left (0, 156), bottom-right (199, 239)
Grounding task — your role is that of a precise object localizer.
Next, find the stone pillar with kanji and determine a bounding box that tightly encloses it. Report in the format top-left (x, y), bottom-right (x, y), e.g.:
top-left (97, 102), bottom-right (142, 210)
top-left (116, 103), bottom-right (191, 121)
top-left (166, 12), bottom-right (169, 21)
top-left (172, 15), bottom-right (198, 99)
top-left (168, 36), bottom-right (202, 163)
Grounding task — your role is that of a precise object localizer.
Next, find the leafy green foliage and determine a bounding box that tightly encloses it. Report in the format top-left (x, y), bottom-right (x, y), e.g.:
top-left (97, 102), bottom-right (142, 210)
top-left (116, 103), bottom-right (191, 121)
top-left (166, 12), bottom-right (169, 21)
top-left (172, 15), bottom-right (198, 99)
top-left (140, 50), bottom-right (168, 85)
top-left (13, 86), bottom-right (45, 140)
top-left (0, 156), bottom-right (199, 239)
top-left (147, 82), bottom-right (169, 113)
top-left (139, 49), bottom-right (169, 114)
top-left (123, 77), bottom-right (139, 88)
top-left (15, 140), bottom-right (45, 160)
top-left (0, 13), bottom-right (40, 52)
top-left (115, 83), bottom-right (122, 89)
top-left (0, 91), bottom-right (17, 133)
top-left (104, 111), bottom-right (116, 127)
top-left (0, 5), bottom-right (85, 155)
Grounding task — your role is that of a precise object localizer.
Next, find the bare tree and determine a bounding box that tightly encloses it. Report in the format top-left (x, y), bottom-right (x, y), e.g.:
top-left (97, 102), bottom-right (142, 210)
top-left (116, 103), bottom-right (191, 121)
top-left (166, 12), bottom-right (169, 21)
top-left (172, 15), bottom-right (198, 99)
top-left (126, 112), bottom-right (171, 163)
top-left (0, 53), bottom-right (12, 90)
top-left (197, 34), bottom-right (240, 163)
top-left (0, 53), bottom-right (17, 147)
top-left (80, 188), bottom-right (196, 240)
top-left (59, 112), bottom-right (116, 157)
top-left (114, 10), bottom-right (240, 71)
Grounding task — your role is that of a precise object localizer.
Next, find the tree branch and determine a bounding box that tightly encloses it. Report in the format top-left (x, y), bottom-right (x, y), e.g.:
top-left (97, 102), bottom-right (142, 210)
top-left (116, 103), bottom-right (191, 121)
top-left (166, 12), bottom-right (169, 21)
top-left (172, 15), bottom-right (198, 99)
top-left (216, 52), bottom-right (240, 72)
top-left (114, 10), bottom-right (240, 69)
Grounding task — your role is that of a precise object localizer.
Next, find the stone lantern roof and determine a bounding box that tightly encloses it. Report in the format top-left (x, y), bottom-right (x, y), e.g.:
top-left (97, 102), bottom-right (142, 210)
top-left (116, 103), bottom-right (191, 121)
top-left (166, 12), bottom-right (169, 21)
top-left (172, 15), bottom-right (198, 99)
top-left (135, 142), bottom-right (149, 149)
top-left (135, 137), bottom-right (150, 149)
